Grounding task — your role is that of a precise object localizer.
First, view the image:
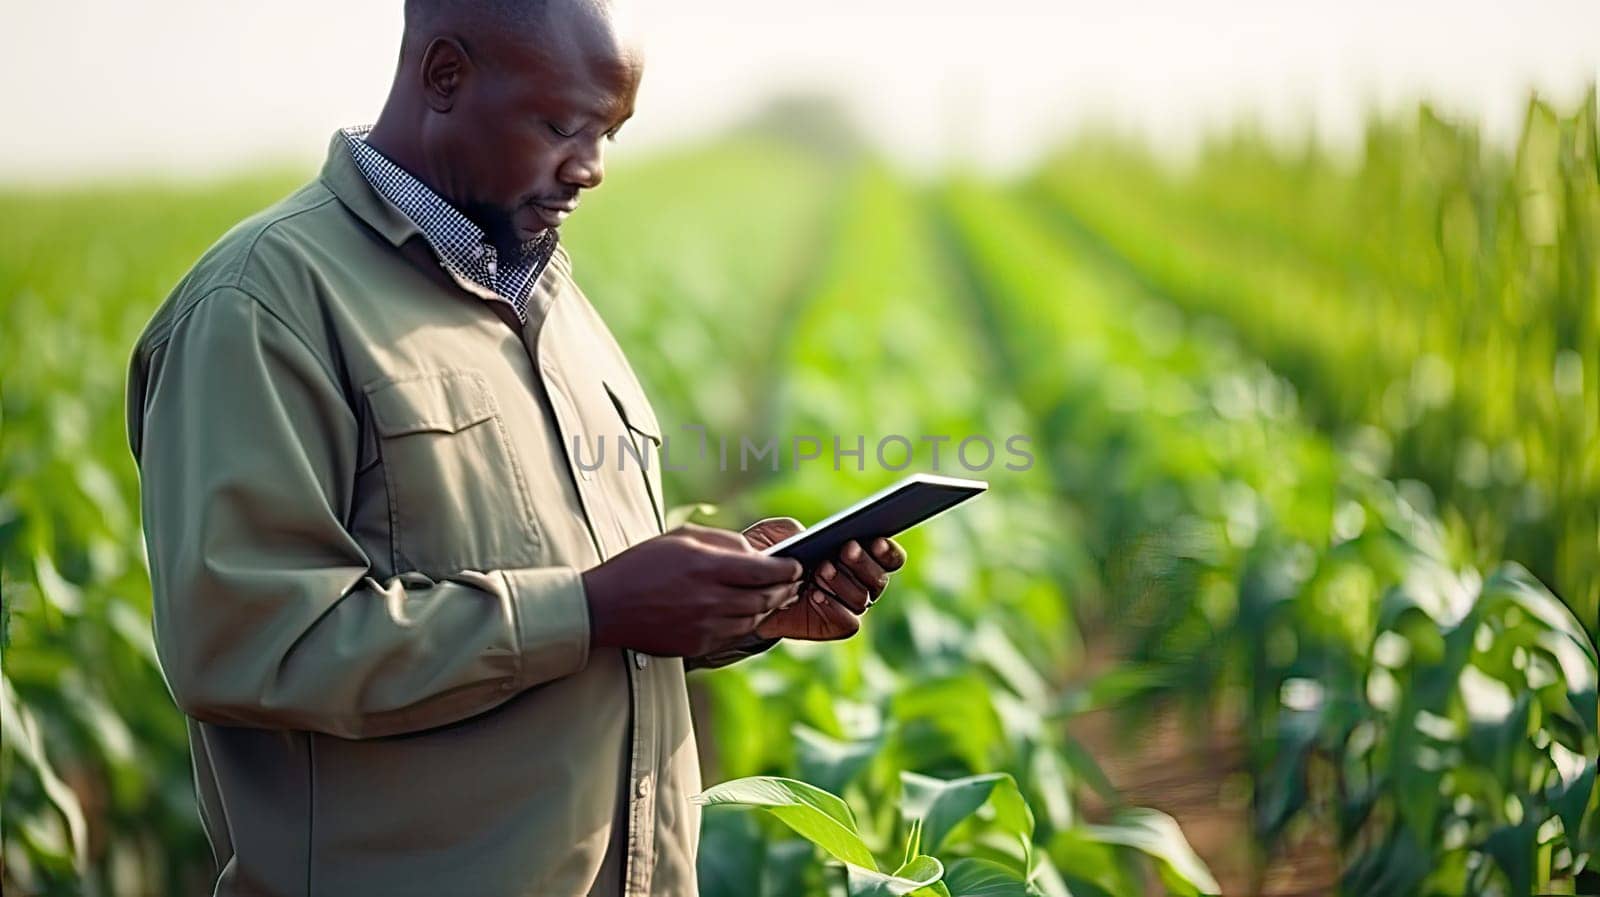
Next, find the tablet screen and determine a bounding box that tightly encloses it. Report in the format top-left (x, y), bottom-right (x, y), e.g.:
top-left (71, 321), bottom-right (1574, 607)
top-left (762, 474), bottom-right (988, 567)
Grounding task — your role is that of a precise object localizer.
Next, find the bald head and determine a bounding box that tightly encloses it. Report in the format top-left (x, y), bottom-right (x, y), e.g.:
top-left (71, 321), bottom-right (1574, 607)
top-left (367, 0), bottom-right (643, 252)
top-left (403, 0), bottom-right (558, 35)
top-left (401, 0), bottom-right (629, 63)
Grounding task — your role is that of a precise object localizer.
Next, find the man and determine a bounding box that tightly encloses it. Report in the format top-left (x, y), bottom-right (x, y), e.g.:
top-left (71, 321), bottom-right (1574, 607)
top-left (124, 1), bottom-right (905, 894)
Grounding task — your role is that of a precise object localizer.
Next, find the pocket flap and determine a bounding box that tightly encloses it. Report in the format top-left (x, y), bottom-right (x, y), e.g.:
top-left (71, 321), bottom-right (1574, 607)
top-left (604, 380), bottom-right (662, 444)
top-left (366, 372), bottom-right (496, 437)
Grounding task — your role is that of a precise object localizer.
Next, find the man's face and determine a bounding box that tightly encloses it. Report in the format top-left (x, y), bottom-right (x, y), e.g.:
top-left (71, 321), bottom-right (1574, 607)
top-left (431, 15), bottom-right (642, 254)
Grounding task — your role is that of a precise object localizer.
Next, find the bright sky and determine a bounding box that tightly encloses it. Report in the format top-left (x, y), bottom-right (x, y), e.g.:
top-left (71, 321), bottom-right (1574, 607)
top-left (4, 1), bottom-right (1597, 181)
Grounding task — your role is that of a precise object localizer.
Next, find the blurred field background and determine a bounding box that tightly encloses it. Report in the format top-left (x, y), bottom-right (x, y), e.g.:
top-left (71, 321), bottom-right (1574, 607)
top-left (3, 3), bottom-right (1600, 894)
top-left (5, 93), bottom-right (1597, 897)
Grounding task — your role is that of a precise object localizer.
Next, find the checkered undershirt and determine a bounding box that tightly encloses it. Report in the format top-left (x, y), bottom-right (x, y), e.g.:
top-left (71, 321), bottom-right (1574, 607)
top-left (342, 126), bottom-right (556, 324)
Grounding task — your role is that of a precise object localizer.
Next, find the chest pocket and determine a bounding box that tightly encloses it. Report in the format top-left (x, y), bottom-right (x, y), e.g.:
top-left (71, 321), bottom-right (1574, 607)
top-left (603, 379), bottom-right (666, 537)
top-left (366, 370), bottom-right (541, 576)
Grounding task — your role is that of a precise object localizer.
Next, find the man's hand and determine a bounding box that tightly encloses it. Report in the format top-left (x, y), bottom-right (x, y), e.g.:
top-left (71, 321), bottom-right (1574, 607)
top-left (582, 524), bottom-right (803, 657)
top-left (742, 517), bottom-right (907, 641)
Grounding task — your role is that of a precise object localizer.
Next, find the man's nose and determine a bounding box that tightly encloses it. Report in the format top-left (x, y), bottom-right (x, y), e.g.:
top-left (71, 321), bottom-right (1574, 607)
top-left (560, 139), bottom-right (605, 189)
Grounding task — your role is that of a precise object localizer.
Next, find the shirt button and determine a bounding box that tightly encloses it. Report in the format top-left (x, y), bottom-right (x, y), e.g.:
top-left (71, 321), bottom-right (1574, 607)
top-left (634, 652), bottom-right (649, 670)
top-left (636, 777), bottom-right (650, 799)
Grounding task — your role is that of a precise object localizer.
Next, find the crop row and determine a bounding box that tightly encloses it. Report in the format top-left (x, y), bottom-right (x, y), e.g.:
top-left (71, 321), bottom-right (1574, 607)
top-left (932, 174), bottom-right (1598, 895)
top-left (1029, 94), bottom-right (1600, 639)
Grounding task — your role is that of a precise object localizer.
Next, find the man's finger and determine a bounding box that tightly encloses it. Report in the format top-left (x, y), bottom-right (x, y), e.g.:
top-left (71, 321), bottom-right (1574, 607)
top-left (839, 540), bottom-right (890, 594)
top-left (716, 581), bottom-right (802, 618)
top-left (763, 581), bottom-right (803, 611)
top-left (678, 523), bottom-right (752, 551)
top-left (870, 537), bottom-right (906, 572)
top-left (713, 551), bottom-right (803, 587)
top-left (816, 560), bottom-right (870, 613)
top-left (743, 517), bottom-right (804, 549)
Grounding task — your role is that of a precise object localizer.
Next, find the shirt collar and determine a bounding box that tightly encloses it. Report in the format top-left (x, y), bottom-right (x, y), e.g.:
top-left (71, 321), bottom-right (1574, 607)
top-left (341, 125), bottom-right (492, 260)
top-left (319, 129), bottom-right (419, 249)
top-left (332, 126), bottom-right (557, 323)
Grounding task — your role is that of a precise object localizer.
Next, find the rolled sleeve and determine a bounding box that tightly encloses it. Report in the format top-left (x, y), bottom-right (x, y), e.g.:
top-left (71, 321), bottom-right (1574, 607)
top-left (503, 566), bottom-right (592, 686)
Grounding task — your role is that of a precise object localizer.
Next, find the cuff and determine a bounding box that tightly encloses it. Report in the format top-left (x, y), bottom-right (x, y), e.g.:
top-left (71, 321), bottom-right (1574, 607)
top-left (501, 566), bottom-right (591, 686)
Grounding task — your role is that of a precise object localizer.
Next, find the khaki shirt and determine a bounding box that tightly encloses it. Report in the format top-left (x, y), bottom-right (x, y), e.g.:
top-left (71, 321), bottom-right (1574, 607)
top-left (126, 133), bottom-right (756, 896)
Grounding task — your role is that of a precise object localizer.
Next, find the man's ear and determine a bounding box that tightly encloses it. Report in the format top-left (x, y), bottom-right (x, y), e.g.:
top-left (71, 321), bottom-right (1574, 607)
top-left (418, 36), bottom-right (470, 112)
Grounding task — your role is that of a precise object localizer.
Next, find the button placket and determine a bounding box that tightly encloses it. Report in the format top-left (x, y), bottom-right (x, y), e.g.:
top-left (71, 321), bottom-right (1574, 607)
top-left (526, 290), bottom-right (658, 896)
top-left (623, 657), bottom-right (653, 897)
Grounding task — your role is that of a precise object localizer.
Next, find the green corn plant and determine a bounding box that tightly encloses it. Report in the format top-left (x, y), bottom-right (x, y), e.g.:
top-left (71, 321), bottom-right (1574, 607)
top-left (1030, 90), bottom-right (1600, 641)
top-left (933, 172), bottom-right (1599, 894)
top-left (694, 771), bottom-right (1219, 897)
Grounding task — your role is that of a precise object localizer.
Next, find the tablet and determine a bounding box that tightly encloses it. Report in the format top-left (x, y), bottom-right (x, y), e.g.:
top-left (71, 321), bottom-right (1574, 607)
top-left (762, 473), bottom-right (988, 567)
